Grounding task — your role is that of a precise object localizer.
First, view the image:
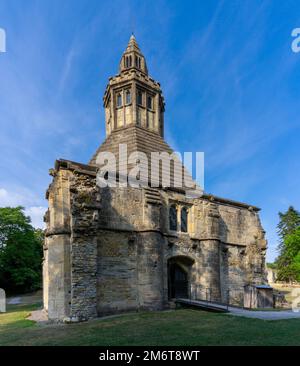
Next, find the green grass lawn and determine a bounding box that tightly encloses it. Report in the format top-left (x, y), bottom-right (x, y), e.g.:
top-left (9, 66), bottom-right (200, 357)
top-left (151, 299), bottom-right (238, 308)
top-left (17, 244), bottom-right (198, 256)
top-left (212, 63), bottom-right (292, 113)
top-left (1, 304), bottom-right (300, 346)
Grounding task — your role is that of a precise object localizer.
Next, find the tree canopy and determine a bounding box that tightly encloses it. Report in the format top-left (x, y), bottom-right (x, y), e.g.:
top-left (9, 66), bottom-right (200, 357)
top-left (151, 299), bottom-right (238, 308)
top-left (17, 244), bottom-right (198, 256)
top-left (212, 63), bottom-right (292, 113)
top-left (0, 206), bottom-right (43, 294)
top-left (277, 206), bottom-right (300, 251)
top-left (276, 206), bottom-right (300, 282)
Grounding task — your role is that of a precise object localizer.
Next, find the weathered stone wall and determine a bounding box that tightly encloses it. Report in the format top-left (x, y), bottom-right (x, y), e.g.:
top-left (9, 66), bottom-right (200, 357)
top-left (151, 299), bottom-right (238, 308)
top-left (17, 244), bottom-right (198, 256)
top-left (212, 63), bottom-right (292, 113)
top-left (68, 172), bottom-right (99, 320)
top-left (136, 232), bottom-right (164, 310)
top-left (66, 170), bottom-right (165, 316)
top-left (44, 162), bottom-right (267, 320)
top-left (43, 168), bottom-right (72, 319)
top-left (97, 231), bottom-right (139, 315)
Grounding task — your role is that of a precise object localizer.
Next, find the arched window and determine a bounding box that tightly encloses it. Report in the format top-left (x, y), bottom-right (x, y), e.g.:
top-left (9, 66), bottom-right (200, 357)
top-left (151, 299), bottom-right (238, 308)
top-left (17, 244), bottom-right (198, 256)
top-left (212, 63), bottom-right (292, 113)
top-left (137, 90), bottom-right (143, 105)
top-left (147, 96), bottom-right (152, 109)
top-left (181, 207), bottom-right (188, 232)
top-left (169, 205), bottom-right (177, 231)
top-left (125, 56), bottom-right (132, 68)
top-left (126, 90), bottom-right (131, 104)
top-left (117, 93), bottom-right (122, 107)
top-left (135, 56), bottom-right (141, 69)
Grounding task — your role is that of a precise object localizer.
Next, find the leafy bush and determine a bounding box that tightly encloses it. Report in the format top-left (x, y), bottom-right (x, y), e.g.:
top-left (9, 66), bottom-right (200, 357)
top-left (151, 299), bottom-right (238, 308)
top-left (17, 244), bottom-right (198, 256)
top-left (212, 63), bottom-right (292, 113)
top-left (0, 206), bottom-right (43, 294)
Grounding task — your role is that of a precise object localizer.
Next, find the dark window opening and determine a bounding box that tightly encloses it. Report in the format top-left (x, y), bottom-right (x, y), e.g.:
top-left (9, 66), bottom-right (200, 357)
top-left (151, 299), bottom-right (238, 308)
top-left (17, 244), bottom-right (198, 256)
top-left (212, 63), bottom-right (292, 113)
top-left (117, 93), bottom-right (122, 107)
top-left (126, 90), bottom-right (131, 104)
top-left (169, 205), bottom-right (177, 231)
top-left (125, 55), bottom-right (132, 68)
top-left (137, 91), bottom-right (143, 105)
top-left (181, 207), bottom-right (188, 232)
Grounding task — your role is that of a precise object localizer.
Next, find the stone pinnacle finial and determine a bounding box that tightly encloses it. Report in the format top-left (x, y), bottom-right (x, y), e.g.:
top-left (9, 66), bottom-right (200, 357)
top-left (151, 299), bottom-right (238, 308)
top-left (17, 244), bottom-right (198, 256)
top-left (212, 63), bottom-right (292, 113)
top-left (126, 33), bottom-right (140, 53)
top-left (119, 34), bottom-right (148, 75)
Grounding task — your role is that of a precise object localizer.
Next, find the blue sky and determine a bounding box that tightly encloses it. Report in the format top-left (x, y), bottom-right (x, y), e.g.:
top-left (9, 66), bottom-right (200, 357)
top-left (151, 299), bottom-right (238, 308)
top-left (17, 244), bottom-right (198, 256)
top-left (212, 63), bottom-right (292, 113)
top-left (0, 0), bottom-right (300, 262)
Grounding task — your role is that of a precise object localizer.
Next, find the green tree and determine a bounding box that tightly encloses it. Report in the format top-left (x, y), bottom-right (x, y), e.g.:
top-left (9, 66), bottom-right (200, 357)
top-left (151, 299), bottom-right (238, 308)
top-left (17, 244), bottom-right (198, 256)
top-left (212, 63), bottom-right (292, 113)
top-left (266, 262), bottom-right (277, 269)
top-left (0, 206), bottom-right (43, 294)
top-left (277, 206), bottom-right (300, 251)
top-left (276, 209), bottom-right (300, 282)
top-left (276, 227), bottom-right (300, 282)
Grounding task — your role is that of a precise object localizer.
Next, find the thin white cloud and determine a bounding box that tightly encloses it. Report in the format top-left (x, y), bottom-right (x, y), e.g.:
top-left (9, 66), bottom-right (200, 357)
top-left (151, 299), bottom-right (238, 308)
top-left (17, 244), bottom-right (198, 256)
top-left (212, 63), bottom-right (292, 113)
top-left (58, 46), bottom-right (77, 95)
top-left (0, 187), bottom-right (46, 229)
top-left (0, 187), bottom-right (29, 207)
top-left (24, 206), bottom-right (46, 229)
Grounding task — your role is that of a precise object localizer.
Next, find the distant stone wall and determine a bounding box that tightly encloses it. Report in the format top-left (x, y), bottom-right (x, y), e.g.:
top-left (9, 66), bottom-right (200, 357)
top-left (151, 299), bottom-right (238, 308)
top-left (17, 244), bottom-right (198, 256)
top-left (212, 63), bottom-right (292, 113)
top-left (267, 267), bottom-right (277, 283)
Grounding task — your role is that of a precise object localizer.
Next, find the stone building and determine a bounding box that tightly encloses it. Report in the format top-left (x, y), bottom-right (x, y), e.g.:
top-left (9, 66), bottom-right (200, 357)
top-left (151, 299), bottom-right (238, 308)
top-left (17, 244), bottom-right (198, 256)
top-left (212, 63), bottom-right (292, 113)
top-left (43, 35), bottom-right (268, 321)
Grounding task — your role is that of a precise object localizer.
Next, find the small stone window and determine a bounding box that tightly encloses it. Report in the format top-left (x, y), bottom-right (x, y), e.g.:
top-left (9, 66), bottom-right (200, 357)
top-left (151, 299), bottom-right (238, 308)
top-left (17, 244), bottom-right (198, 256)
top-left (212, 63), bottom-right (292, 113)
top-left (147, 96), bottom-right (152, 109)
top-left (137, 90), bottom-right (143, 105)
top-left (125, 90), bottom-right (131, 104)
top-left (125, 55), bottom-right (132, 68)
top-left (117, 93), bottom-right (122, 107)
top-left (181, 207), bottom-right (188, 232)
top-left (135, 56), bottom-right (141, 69)
top-left (169, 205), bottom-right (177, 231)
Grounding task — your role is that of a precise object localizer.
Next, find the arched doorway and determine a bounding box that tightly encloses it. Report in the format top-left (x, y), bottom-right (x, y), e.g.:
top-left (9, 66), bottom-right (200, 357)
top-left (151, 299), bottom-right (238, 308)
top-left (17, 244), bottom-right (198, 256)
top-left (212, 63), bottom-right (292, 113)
top-left (168, 256), bottom-right (194, 299)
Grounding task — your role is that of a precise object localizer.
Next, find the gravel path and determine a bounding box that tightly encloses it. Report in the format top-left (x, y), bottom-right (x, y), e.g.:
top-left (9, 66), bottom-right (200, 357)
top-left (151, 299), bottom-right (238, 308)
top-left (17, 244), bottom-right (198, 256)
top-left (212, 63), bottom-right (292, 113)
top-left (7, 297), bottom-right (21, 305)
top-left (228, 307), bottom-right (300, 320)
top-left (177, 298), bottom-right (300, 320)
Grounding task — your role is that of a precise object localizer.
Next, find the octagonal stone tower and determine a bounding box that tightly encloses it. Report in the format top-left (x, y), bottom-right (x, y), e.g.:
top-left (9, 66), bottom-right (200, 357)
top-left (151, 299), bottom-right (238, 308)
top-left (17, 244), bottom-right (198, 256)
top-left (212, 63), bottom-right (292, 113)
top-left (103, 35), bottom-right (165, 137)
